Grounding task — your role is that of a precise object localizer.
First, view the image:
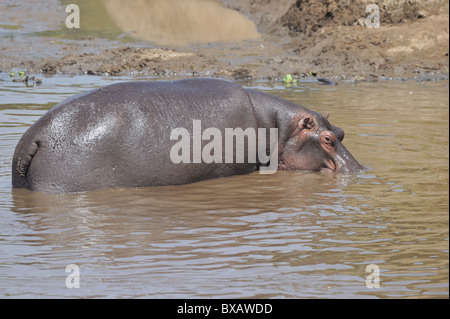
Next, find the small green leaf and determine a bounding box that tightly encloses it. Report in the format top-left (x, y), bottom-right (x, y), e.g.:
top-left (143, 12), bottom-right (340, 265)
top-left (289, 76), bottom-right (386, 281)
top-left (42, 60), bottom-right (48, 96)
top-left (9, 71), bottom-right (15, 77)
top-left (19, 71), bottom-right (25, 78)
top-left (283, 73), bottom-right (293, 83)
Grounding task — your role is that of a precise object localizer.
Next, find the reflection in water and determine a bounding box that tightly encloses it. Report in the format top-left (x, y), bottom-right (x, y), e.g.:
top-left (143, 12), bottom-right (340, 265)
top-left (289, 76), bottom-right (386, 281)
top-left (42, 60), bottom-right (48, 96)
top-left (0, 78), bottom-right (448, 298)
top-left (102, 0), bottom-right (260, 45)
top-left (10, 172), bottom-right (369, 298)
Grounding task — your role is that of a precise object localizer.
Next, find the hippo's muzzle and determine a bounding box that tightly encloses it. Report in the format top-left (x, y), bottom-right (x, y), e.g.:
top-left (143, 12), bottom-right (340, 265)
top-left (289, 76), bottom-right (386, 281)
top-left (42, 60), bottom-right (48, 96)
top-left (333, 139), bottom-right (364, 173)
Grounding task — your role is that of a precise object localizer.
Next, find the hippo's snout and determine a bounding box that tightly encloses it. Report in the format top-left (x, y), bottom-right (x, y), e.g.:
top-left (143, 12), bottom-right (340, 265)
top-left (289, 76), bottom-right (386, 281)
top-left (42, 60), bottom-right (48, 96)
top-left (333, 139), bottom-right (364, 173)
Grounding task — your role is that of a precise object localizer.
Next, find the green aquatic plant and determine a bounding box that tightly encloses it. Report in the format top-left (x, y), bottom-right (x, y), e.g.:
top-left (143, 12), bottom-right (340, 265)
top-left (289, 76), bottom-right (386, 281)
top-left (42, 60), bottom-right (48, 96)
top-left (283, 74), bottom-right (297, 84)
top-left (283, 74), bottom-right (292, 83)
top-left (0, 24), bottom-right (23, 30)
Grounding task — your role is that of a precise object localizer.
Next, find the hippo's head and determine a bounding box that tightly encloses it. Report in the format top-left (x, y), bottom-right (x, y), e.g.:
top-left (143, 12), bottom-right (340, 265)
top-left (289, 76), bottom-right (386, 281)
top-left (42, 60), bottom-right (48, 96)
top-left (278, 111), bottom-right (363, 174)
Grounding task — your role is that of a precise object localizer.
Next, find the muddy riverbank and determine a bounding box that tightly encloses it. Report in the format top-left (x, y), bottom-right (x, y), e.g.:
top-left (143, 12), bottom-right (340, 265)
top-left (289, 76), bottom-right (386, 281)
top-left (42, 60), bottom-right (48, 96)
top-left (0, 0), bottom-right (449, 81)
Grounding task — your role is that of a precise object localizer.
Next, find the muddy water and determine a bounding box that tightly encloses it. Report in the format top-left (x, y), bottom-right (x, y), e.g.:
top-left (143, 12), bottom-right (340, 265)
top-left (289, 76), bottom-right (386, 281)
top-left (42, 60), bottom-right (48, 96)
top-left (0, 76), bottom-right (448, 298)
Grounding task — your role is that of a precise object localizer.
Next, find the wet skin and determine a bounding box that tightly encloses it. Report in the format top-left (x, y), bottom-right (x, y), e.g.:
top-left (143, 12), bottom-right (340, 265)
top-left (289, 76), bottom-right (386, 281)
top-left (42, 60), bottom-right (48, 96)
top-left (12, 78), bottom-right (363, 193)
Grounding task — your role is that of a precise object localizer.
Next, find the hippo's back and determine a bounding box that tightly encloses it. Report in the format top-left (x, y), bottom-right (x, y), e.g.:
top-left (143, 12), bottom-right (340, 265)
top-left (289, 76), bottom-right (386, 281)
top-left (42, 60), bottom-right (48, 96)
top-left (12, 79), bottom-right (258, 193)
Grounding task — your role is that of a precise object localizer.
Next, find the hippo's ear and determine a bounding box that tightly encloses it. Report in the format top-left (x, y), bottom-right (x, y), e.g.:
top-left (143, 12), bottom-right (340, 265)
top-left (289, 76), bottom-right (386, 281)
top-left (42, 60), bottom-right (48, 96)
top-left (298, 117), bottom-right (314, 130)
top-left (332, 125), bottom-right (345, 141)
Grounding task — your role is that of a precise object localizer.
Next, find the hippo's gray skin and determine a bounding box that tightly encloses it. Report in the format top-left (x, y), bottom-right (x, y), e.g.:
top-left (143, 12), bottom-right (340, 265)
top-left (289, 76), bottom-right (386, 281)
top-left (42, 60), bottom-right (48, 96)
top-left (12, 78), bottom-right (363, 193)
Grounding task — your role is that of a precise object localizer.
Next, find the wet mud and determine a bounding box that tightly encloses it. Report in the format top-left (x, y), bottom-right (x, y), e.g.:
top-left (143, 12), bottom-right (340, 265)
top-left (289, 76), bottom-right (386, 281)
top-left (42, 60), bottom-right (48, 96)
top-left (0, 0), bottom-right (448, 81)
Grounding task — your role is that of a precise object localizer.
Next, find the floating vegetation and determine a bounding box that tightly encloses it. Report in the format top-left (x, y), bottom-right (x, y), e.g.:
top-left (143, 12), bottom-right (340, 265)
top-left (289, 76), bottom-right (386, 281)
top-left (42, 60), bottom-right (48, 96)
top-left (0, 24), bottom-right (23, 30)
top-left (283, 73), bottom-right (297, 84)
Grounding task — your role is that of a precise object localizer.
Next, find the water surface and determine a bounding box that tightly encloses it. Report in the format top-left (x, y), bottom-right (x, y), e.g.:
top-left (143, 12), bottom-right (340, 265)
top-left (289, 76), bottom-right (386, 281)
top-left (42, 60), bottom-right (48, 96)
top-left (0, 75), bottom-right (448, 298)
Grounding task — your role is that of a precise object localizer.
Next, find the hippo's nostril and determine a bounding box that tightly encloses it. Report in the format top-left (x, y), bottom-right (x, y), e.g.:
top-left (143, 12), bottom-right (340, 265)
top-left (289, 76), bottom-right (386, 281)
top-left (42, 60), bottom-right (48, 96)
top-left (333, 139), bottom-right (364, 173)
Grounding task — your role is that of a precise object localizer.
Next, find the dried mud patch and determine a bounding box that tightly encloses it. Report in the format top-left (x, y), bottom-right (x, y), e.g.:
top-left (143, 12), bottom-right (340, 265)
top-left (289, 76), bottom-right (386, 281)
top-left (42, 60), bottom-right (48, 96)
top-left (288, 14), bottom-right (450, 79)
top-left (33, 47), bottom-right (231, 77)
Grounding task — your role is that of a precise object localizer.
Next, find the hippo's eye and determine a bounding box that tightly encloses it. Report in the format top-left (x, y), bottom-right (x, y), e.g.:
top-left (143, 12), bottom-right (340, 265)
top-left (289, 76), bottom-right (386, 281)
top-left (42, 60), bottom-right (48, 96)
top-left (322, 133), bottom-right (335, 146)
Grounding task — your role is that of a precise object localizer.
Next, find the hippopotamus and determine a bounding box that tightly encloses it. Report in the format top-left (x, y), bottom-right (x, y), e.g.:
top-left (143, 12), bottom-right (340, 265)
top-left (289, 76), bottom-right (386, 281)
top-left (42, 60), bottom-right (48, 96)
top-left (12, 78), bottom-right (363, 193)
